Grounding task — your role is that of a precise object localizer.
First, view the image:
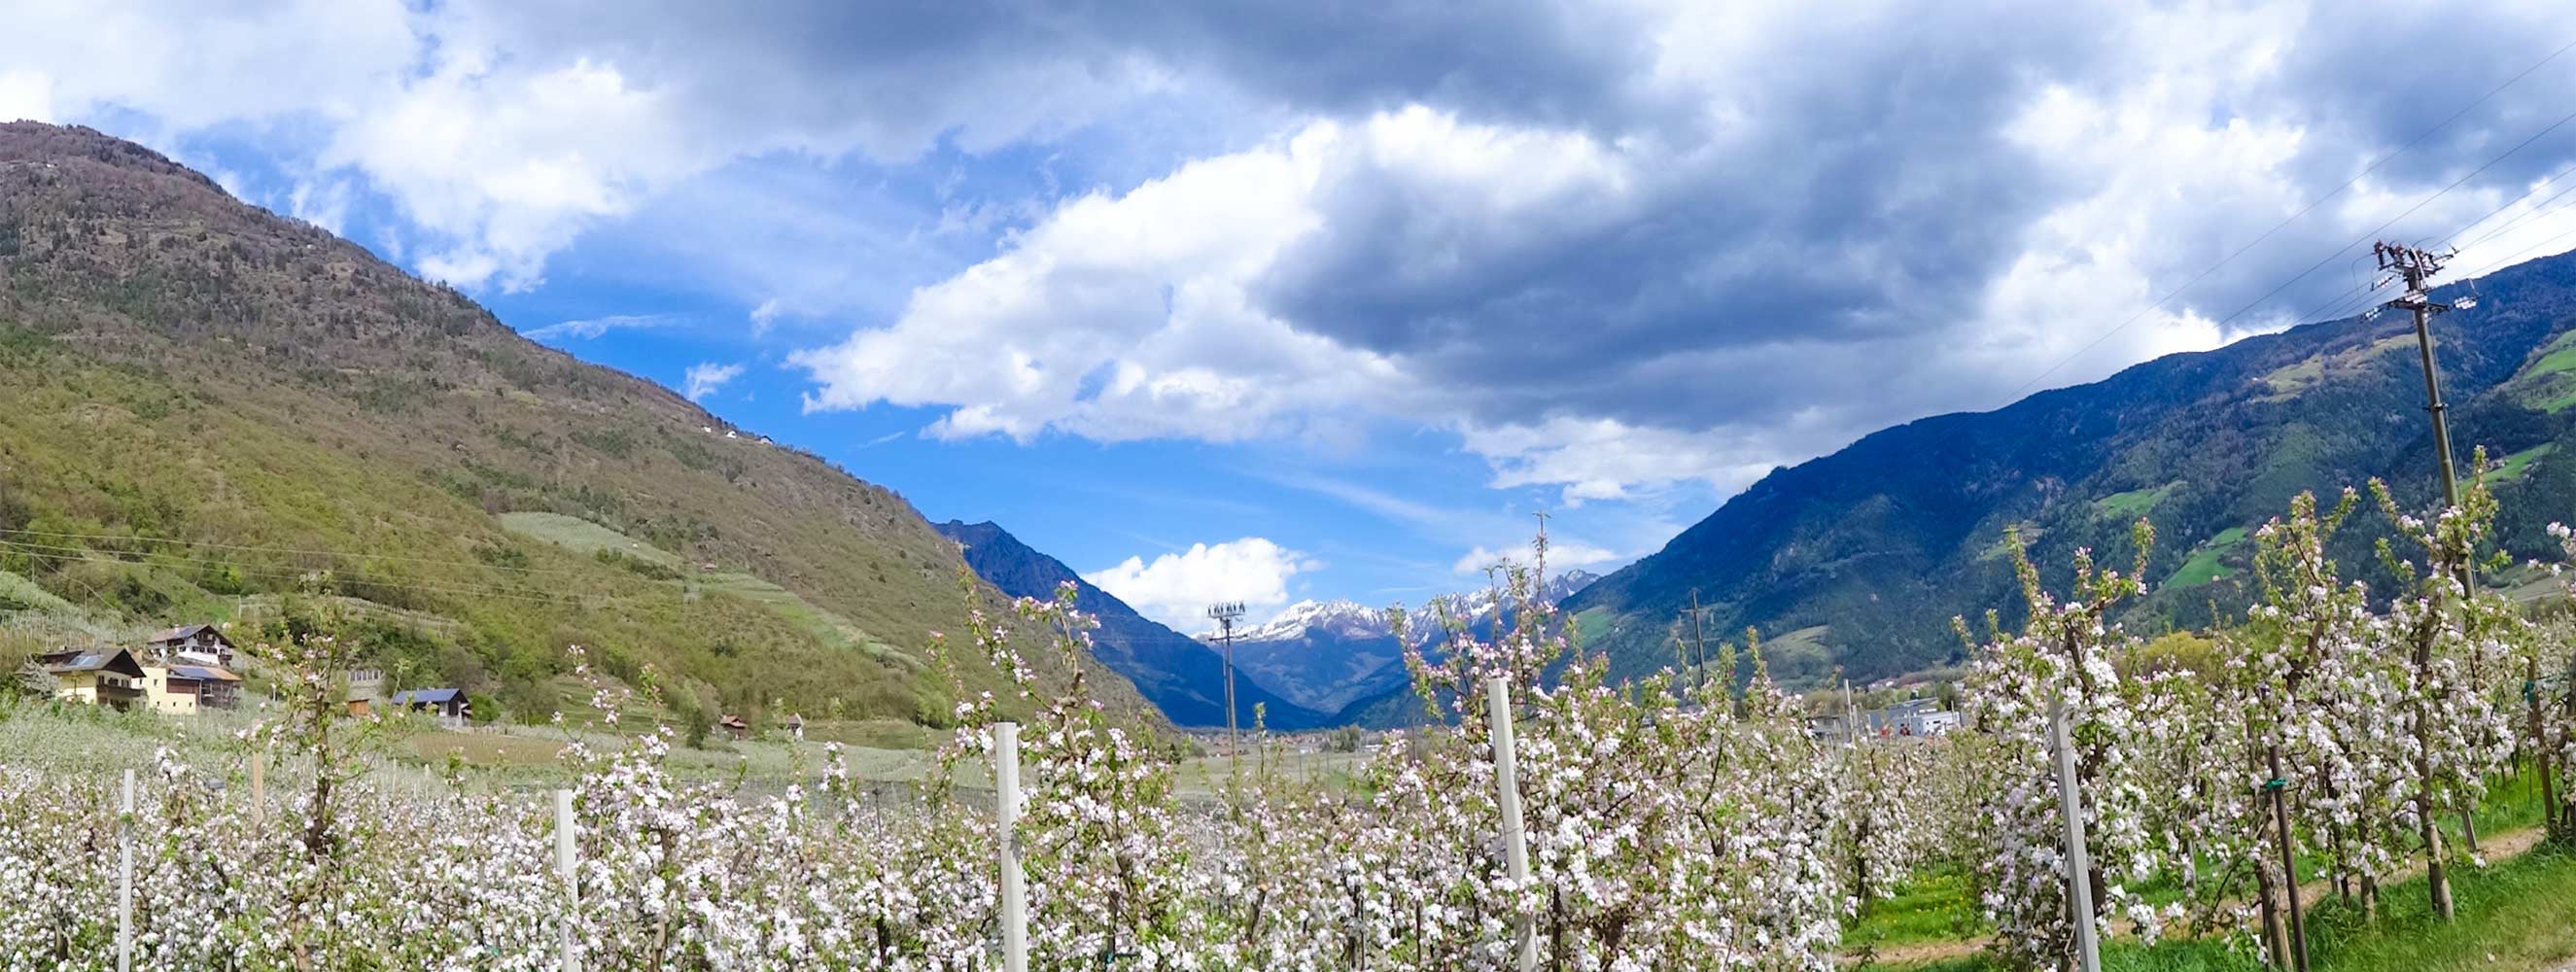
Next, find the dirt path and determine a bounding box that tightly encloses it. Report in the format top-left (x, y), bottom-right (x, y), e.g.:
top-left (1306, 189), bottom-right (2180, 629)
top-left (1843, 826), bottom-right (2552, 968)
top-left (2290, 826), bottom-right (2543, 909)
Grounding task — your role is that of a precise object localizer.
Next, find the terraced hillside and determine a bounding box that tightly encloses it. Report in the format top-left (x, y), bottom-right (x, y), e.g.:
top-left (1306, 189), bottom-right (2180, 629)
top-left (1568, 248), bottom-right (2576, 685)
top-left (0, 122), bottom-right (1148, 728)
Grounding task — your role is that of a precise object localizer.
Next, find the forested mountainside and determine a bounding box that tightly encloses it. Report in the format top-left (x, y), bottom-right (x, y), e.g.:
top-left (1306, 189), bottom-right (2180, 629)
top-left (1568, 248), bottom-right (2576, 687)
top-left (0, 122), bottom-right (1149, 728)
top-left (934, 519), bottom-right (1330, 729)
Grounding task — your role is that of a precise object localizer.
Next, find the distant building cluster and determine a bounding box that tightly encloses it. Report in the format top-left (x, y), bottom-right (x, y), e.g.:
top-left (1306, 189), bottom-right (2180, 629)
top-left (26, 623), bottom-right (475, 725)
top-left (33, 623), bottom-right (244, 713)
top-left (1810, 696), bottom-right (1960, 742)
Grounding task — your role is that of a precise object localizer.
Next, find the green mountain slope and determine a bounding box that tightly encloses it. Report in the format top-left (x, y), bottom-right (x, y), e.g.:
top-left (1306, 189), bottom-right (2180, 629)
top-left (0, 122), bottom-right (1147, 727)
top-left (1566, 248), bottom-right (2576, 686)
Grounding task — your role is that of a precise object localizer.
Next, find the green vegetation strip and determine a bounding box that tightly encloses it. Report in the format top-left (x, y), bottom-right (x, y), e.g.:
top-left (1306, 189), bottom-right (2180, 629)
top-left (2168, 527), bottom-right (2249, 588)
top-left (1863, 841), bottom-right (2576, 971)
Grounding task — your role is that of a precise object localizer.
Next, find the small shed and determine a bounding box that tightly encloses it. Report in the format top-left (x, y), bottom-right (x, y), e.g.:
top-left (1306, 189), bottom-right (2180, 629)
top-left (168, 665), bottom-right (244, 711)
top-left (391, 688), bottom-right (471, 724)
top-left (719, 714), bottom-right (750, 741)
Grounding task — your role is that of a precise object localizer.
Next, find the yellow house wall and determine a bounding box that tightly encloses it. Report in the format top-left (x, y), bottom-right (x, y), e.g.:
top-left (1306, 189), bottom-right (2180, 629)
top-left (141, 665), bottom-right (197, 713)
top-left (53, 673), bottom-right (98, 704)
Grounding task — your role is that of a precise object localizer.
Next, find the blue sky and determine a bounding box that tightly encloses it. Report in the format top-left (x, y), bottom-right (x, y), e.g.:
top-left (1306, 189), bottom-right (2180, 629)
top-left (14, 1), bottom-right (2576, 627)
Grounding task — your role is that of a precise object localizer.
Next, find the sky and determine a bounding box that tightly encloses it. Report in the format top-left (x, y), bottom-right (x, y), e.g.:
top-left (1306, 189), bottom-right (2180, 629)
top-left (12, 1), bottom-right (2576, 629)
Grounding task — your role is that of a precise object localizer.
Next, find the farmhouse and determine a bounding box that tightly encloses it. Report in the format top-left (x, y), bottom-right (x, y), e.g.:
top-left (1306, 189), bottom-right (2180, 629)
top-left (140, 662), bottom-right (243, 712)
top-left (37, 648), bottom-right (148, 710)
top-left (391, 688), bottom-right (471, 725)
top-left (143, 623), bottom-right (239, 669)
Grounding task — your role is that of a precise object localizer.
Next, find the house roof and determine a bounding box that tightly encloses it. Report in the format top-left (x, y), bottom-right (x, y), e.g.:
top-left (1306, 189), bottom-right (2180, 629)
top-left (145, 623), bottom-right (234, 646)
top-left (392, 688), bottom-right (464, 705)
top-left (169, 665), bottom-right (241, 682)
top-left (40, 648), bottom-right (146, 678)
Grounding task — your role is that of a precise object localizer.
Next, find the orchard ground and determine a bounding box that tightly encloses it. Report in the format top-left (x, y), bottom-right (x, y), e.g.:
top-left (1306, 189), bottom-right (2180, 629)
top-left (11, 697), bottom-right (2566, 971)
top-left (0, 698), bottom-right (1372, 796)
top-left (1850, 762), bottom-right (2572, 971)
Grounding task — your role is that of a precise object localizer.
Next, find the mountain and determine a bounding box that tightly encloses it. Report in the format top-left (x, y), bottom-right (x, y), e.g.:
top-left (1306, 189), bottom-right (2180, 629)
top-left (933, 520), bottom-right (1331, 729)
top-left (1224, 570), bottom-right (1600, 716)
top-left (1564, 247), bottom-right (2576, 687)
top-left (0, 122), bottom-right (1149, 729)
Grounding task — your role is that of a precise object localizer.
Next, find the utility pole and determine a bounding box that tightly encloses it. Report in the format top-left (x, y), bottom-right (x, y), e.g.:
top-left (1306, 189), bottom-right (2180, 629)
top-left (1686, 589), bottom-right (1710, 692)
top-left (1205, 601), bottom-right (1246, 763)
top-left (2375, 241), bottom-right (2475, 520)
top-left (2374, 240), bottom-right (2487, 860)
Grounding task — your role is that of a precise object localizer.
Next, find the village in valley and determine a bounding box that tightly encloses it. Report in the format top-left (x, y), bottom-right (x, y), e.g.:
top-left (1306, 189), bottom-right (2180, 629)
top-left (20, 622), bottom-right (469, 725)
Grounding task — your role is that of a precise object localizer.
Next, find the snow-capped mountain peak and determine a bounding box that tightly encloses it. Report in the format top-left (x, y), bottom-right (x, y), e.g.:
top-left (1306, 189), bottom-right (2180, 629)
top-left (1208, 599), bottom-right (1389, 642)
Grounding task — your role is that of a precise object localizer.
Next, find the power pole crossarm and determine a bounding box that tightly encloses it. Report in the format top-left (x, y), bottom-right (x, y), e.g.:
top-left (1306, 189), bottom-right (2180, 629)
top-left (1205, 601), bottom-right (1247, 765)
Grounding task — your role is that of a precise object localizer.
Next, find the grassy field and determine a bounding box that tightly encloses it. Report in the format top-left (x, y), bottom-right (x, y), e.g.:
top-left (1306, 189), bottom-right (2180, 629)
top-left (1863, 843), bottom-right (2576, 972)
top-left (1852, 765), bottom-right (2572, 972)
top-left (0, 696), bottom-right (1363, 801)
top-left (2486, 443), bottom-right (2559, 485)
top-left (499, 510), bottom-right (929, 677)
top-left (2168, 527), bottom-right (2250, 588)
top-left (2097, 483), bottom-right (2181, 520)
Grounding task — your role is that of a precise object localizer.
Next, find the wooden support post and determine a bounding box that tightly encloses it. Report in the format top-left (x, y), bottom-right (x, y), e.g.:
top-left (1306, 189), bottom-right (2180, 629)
top-left (248, 752), bottom-right (264, 826)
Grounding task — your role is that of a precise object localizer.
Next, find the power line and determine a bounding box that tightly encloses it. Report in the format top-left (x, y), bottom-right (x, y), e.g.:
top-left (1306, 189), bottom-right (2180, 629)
top-left (2436, 157), bottom-right (2576, 249)
top-left (0, 526), bottom-right (614, 579)
top-left (2202, 100), bottom-right (2576, 334)
top-left (2011, 35), bottom-right (2576, 397)
top-left (0, 538), bottom-right (663, 609)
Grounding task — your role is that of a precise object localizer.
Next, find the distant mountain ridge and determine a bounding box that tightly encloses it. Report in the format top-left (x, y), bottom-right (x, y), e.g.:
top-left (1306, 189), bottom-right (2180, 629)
top-left (1564, 248), bottom-right (2576, 687)
top-left (0, 122), bottom-right (1149, 728)
top-left (934, 520), bottom-right (1333, 729)
top-left (1219, 571), bottom-right (1599, 715)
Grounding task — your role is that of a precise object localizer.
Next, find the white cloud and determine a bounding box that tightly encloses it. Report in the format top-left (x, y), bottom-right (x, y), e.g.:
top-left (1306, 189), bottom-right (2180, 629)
top-left (1082, 538), bottom-right (1321, 628)
top-left (20, 0), bottom-right (2576, 507)
top-left (524, 314), bottom-right (675, 342)
top-left (682, 361), bottom-right (747, 401)
top-left (788, 108), bottom-right (1616, 446)
top-left (1451, 540), bottom-right (1619, 575)
top-left (0, 70), bottom-right (56, 122)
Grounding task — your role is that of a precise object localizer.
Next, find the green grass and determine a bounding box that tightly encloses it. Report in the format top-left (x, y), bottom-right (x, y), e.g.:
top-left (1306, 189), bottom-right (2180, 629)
top-left (2167, 527), bottom-right (2249, 588)
top-left (1849, 865), bottom-right (1988, 948)
top-left (692, 570), bottom-right (921, 670)
top-left (500, 510), bottom-right (921, 672)
top-left (2509, 331), bottom-right (2576, 413)
top-left (496, 511), bottom-right (682, 565)
top-left (1977, 525), bottom-right (2043, 562)
top-left (2097, 483), bottom-right (2181, 520)
top-left (1862, 844), bottom-right (2576, 972)
top-left (0, 568), bottom-right (79, 614)
top-left (2483, 443), bottom-right (2556, 486)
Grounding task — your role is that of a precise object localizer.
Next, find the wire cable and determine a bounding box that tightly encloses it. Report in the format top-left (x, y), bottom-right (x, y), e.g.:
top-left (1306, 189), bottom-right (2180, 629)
top-left (2010, 35), bottom-right (2576, 396)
